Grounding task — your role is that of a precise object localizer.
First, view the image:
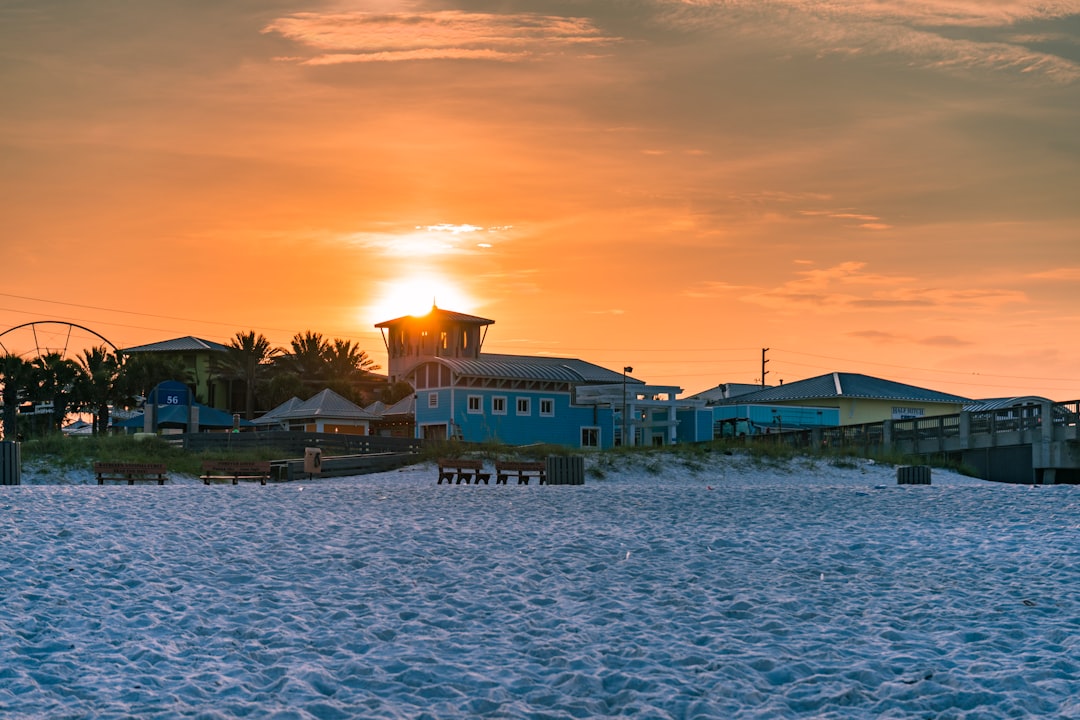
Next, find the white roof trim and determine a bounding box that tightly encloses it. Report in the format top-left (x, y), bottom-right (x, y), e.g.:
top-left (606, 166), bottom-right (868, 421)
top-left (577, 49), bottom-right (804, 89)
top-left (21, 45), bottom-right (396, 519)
top-left (833, 372), bottom-right (843, 395)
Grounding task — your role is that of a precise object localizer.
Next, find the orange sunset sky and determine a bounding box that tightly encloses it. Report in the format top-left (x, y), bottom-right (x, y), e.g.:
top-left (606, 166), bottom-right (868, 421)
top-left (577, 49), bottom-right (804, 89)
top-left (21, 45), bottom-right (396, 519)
top-left (2, 1), bottom-right (1079, 400)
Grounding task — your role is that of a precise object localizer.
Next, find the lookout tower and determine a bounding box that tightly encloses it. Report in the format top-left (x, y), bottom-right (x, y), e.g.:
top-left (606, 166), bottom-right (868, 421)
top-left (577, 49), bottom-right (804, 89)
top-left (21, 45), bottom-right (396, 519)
top-left (375, 305), bottom-right (494, 383)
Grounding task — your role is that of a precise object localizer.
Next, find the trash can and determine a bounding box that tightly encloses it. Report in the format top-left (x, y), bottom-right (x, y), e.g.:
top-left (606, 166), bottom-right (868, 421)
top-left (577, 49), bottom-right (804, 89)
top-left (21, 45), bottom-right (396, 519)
top-left (1, 441), bottom-right (20, 486)
top-left (304, 447), bottom-right (323, 476)
top-left (897, 465), bottom-right (931, 485)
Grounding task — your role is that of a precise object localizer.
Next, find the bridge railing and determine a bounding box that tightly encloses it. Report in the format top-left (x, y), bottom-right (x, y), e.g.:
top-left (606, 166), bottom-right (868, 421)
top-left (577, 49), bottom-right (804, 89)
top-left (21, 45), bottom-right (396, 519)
top-left (748, 399), bottom-right (1080, 454)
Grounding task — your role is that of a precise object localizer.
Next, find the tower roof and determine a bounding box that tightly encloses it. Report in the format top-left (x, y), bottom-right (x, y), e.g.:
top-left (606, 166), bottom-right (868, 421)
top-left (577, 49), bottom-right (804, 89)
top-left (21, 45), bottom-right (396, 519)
top-left (374, 306), bottom-right (494, 329)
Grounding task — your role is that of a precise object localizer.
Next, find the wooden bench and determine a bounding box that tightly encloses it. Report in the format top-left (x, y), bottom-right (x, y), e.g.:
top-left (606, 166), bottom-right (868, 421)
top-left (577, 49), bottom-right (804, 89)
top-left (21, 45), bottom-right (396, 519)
top-left (495, 461), bottom-right (546, 485)
top-left (437, 458), bottom-right (491, 485)
top-left (94, 462), bottom-right (168, 485)
top-left (200, 460), bottom-right (272, 486)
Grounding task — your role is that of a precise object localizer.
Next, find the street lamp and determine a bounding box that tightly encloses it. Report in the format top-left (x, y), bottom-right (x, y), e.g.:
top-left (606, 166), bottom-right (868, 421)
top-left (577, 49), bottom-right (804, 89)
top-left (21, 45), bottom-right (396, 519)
top-left (622, 366), bottom-right (633, 447)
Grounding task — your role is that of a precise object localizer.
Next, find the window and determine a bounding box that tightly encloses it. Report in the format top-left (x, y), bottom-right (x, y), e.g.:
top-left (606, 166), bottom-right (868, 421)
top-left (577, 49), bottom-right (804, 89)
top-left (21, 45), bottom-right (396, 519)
top-left (467, 395), bottom-right (482, 414)
top-left (539, 398), bottom-right (554, 417)
top-left (581, 427), bottom-right (599, 448)
top-left (516, 397), bottom-right (531, 416)
top-left (492, 396), bottom-right (507, 415)
top-left (428, 393), bottom-right (439, 409)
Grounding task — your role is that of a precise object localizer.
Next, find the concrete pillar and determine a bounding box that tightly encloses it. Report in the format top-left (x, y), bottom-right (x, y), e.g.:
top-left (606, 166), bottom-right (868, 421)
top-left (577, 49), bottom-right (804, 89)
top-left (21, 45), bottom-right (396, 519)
top-left (189, 404), bottom-right (200, 434)
top-left (1034, 401), bottom-right (1054, 480)
top-left (143, 404), bottom-right (155, 433)
top-left (882, 420), bottom-right (893, 454)
top-left (959, 411), bottom-right (971, 450)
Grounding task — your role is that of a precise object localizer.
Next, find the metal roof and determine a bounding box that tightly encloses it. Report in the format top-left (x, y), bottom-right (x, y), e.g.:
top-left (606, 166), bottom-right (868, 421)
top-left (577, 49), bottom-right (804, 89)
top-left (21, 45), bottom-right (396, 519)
top-left (251, 397), bottom-right (304, 425)
top-left (713, 372), bottom-right (971, 405)
top-left (272, 388), bottom-right (376, 421)
top-left (117, 403), bottom-right (253, 429)
top-left (964, 396), bottom-right (1053, 412)
top-left (434, 353), bottom-right (642, 384)
top-left (375, 306), bottom-right (495, 328)
top-left (686, 382), bottom-right (773, 403)
top-left (364, 394), bottom-right (416, 418)
top-left (122, 336), bottom-right (229, 354)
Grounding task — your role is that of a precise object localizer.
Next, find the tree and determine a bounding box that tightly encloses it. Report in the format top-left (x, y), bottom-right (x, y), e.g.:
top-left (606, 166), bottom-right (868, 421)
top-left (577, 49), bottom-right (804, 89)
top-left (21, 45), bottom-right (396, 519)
top-left (0, 353), bottom-right (32, 440)
top-left (218, 331), bottom-right (278, 420)
top-left (272, 331), bottom-right (330, 397)
top-left (31, 352), bottom-right (84, 433)
top-left (324, 338), bottom-right (381, 403)
top-left (77, 346), bottom-right (123, 435)
top-left (271, 332), bottom-right (384, 405)
top-left (116, 353), bottom-right (192, 404)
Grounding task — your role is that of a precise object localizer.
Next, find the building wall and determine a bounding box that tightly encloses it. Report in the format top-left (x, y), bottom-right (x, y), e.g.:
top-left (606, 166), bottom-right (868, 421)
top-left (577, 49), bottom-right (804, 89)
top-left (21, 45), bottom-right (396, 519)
top-left (415, 387), bottom-right (616, 449)
top-left (712, 405), bottom-right (842, 433)
top-left (734, 399), bottom-right (963, 427)
top-left (676, 408), bottom-right (715, 444)
top-left (791, 399), bottom-right (965, 425)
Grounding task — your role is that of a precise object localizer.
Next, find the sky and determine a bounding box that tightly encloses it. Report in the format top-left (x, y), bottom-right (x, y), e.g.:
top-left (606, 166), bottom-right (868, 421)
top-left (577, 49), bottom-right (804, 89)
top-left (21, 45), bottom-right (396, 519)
top-left (2, 0), bottom-right (1079, 400)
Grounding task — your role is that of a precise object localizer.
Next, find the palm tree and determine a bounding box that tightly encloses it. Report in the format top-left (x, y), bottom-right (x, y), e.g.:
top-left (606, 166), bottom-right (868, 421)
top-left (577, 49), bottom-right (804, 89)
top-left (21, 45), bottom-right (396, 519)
top-left (325, 338), bottom-right (381, 404)
top-left (31, 352), bottom-right (84, 433)
top-left (0, 353), bottom-right (32, 440)
top-left (219, 331), bottom-right (278, 420)
top-left (77, 346), bottom-right (122, 435)
top-left (116, 353), bottom-right (192, 405)
top-left (273, 331), bottom-right (331, 397)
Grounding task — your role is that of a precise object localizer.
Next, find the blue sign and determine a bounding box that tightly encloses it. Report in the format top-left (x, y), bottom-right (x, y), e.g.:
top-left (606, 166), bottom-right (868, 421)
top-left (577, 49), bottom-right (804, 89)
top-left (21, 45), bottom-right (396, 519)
top-left (149, 380), bottom-right (190, 408)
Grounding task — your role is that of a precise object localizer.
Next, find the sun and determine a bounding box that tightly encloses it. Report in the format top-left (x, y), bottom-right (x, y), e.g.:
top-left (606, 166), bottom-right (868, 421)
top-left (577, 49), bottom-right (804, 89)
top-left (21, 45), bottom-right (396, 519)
top-left (365, 273), bottom-right (476, 325)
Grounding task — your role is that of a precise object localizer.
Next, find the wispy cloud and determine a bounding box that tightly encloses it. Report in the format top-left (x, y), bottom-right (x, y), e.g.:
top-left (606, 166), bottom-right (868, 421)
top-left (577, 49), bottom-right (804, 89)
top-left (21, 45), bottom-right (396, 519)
top-left (344, 223), bottom-right (510, 256)
top-left (741, 261), bottom-right (1028, 313)
top-left (264, 10), bottom-right (616, 64)
top-left (1027, 267), bottom-right (1080, 280)
top-left (663, 0), bottom-right (1080, 82)
top-left (800, 209), bottom-right (893, 230)
top-left (849, 329), bottom-right (972, 346)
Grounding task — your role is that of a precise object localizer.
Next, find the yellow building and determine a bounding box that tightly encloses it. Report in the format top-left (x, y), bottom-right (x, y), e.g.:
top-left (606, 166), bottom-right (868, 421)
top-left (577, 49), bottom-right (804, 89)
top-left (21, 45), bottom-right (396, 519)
top-left (121, 336), bottom-right (231, 411)
top-left (707, 372), bottom-right (970, 426)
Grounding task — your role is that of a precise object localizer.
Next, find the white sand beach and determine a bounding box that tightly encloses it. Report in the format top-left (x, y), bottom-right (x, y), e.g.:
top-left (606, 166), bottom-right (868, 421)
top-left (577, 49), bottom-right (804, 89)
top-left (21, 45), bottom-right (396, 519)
top-left (2, 454), bottom-right (1077, 718)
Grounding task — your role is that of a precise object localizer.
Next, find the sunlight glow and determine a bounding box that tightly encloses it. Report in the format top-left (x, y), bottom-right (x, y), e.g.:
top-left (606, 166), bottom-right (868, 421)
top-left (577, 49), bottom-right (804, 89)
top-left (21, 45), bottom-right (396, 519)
top-left (365, 274), bottom-right (476, 325)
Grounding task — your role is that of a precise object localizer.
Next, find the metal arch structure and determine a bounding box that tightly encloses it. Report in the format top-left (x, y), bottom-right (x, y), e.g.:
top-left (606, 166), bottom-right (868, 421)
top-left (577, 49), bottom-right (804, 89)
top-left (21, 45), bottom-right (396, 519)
top-left (0, 321), bottom-right (119, 361)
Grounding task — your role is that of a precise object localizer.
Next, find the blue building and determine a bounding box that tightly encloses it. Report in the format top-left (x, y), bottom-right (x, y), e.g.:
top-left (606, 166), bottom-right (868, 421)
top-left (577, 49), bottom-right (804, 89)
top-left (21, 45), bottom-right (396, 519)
top-left (375, 306), bottom-right (709, 449)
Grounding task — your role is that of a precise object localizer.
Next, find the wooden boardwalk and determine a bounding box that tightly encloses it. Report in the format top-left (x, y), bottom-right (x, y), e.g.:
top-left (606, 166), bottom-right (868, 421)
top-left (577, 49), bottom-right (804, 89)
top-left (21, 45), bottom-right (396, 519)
top-left (763, 400), bottom-right (1080, 484)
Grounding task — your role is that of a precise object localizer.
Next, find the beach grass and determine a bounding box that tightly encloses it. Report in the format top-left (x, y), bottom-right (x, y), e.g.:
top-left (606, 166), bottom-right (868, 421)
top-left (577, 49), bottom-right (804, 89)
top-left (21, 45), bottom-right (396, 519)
top-left (19, 431), bottom-right (981, 480)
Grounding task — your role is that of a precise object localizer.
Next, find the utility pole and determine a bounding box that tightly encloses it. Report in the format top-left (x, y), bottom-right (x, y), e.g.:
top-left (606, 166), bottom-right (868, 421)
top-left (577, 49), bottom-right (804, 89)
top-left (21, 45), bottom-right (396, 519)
top-left (761, 348), bottom-right (769, 387)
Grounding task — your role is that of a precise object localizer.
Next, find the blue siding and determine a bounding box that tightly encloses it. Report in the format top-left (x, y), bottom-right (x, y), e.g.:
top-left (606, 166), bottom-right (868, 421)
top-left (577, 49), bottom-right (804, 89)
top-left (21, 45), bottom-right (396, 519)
top-left (677, 408), bottom-right (715, 444)
top-left (418, 387), bottom-right (618, 448)
top-left (711, 404), bottom-right (840, 434)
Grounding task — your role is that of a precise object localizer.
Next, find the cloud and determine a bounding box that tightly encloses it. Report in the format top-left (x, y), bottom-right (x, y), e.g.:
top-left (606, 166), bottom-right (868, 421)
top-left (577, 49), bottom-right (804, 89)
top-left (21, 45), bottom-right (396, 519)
top-left (920, 334), bottom-right (973, 347)
top-left (1027, 267), bottom-right (1080, 280)
top-left (662, 0), bottom-right (1080, 82)
top-left (800, 209), bottom-right (893, 230)
top-left (740, 261), bottom-right (1028, 313)
top-left (849, 329), bottom-right (972, 346)
top-left (344, 223), bottom-right (511, 256)
top-left (264, 10), bottom-right (616, 64)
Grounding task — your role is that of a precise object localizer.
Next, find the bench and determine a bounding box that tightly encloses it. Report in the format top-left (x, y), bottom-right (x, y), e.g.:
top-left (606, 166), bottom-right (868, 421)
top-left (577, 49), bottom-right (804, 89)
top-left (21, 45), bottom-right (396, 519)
top-left (495, 461), bottom-right (546, 485)
top-left (437, 458), bottom-right (491, 485)
top-left (200, 460), bottom-right (272, 486)
top-left (94, 462), bottom-right (168, 485)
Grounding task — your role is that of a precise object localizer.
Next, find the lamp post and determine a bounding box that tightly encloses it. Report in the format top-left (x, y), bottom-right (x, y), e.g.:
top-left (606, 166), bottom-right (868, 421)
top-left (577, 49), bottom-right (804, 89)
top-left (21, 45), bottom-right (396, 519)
top-left (622, 366), bottom-right (633, 447)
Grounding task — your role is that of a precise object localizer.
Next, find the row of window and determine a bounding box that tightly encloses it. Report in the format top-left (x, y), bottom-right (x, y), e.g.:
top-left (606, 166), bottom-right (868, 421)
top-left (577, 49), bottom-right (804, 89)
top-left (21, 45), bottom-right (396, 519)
top-left (427, 393), bottom-right (556, 417)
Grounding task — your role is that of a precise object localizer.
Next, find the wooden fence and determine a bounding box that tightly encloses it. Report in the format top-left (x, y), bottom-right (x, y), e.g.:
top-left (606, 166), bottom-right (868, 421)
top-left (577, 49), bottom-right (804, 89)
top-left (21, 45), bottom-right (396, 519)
top-left (167, 431), bottom-right (422, 456)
